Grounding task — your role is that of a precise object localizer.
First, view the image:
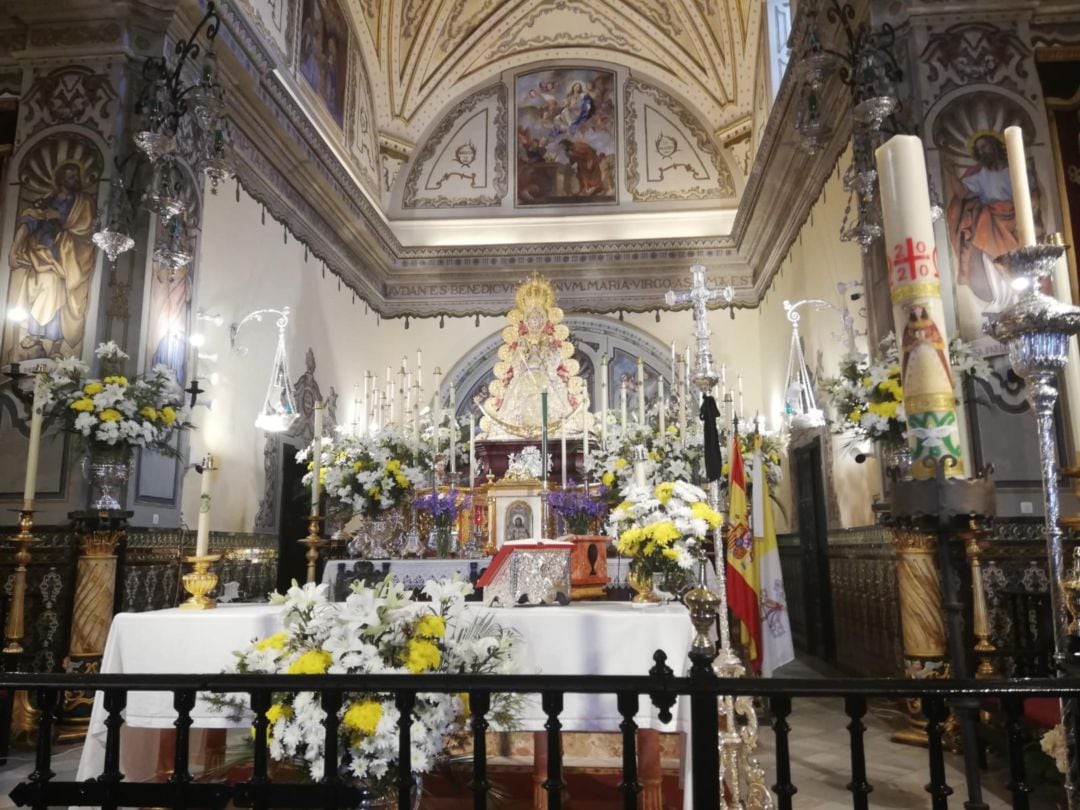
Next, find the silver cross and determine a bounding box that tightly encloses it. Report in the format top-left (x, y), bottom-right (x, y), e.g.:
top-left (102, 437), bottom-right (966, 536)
top-left (664, 264), bottom-right (735, 392)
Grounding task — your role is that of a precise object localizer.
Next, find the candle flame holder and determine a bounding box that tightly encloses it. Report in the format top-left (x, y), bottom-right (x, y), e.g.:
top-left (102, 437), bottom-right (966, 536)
top-left (180, 554), bottom-right (221, 610)
top-left (301, 513), bottom-right (326, 584)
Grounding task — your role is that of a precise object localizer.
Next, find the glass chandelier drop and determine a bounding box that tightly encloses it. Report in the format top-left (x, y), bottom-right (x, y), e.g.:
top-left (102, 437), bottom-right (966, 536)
top-left (790, 0), bottom-right (903, 252)
top-left (92, 2), bottom-right (232, 262)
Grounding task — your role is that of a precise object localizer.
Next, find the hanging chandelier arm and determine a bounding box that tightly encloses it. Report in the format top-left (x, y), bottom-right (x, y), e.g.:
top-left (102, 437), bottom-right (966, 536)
top-left (168, 2), bottom-right (220, 100)
top-left (229, 307), bottom-right (290, 350)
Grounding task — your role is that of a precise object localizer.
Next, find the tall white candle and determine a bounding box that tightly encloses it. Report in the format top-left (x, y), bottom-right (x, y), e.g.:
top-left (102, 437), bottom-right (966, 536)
top-left (560, 420), bottom-right (567, 488)
top-left (684, 346), bottom-right (691, 401)
top-left (620, 379), bottom-right (628, 432)
top-left (22, 374), bottom-right (44, 510)
top-left (875, 134), bottom-right (965, 478)
top-left (737, 373), bottom-right (744, 420)
top-left (404, 371), bottom-right (412, 436)
top-left (449, 400), bottom-right (457, 476)
top-left (386, 366), bottom-right (394, 427)
top-left (311, 401), bottom-right (324, 513)
top-left (599, 356), bottom-right (609, 448)
top-left (720, 363), bottom-right (727, 410)
top-left (362, 372), bottom-right (370, 435)
top-left (670, 340), bottom-right (676, 385)
top-left (636, 358), bottom-right (646, 425)
top-left (195, 455), bottom-right (214, 557)
top-left (658, 378), bottom-right (666, 435)
top-left (677, 357), bottom-right (687, 446)
top-left (581, 405), bottom-right (589, 475)
top-left (417, 349), bottom-right (423, 391)
top-left (468, 414), bottom-right (476, 490)
top-left (1004, 126), bottom-right (1037, 248)
top-left (433, 367), bottom-right (442, 460)
top-left (412, 381), bottom-right (420, 438)
top-left (449, 380), bottom-right (457, 414)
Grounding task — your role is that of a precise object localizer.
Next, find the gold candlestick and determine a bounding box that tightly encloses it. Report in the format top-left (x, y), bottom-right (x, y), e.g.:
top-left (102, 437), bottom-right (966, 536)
top-left (301, 513), bottom-right (326, 584)
top-left (180, 554), bottom-right (221, 610)
top-left (483, 473), bottom-right (498, 556)
top-left (961, 520), bottom-right (998, 678)
top-left (5, 509), bottom-right (38, 654)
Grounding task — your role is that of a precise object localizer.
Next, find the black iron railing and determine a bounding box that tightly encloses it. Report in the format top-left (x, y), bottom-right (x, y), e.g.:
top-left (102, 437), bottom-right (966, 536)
top-left (3, 657), bottom-right (1079, 810)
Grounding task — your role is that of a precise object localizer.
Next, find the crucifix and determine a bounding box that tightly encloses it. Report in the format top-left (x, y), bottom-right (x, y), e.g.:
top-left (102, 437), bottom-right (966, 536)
top-left (665, 264), bottom-right (742, 675)
top-left (664, 264), bottom-right (736, 394)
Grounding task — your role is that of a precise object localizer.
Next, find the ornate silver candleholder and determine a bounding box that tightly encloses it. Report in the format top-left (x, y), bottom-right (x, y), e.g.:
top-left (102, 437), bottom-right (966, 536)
top-left (985, 242), bottom-right (1080, 808)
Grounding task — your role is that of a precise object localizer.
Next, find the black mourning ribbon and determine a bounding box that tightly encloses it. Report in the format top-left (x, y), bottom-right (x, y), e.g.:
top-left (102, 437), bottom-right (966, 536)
top-left (699, 394), bottom-right (723, 482)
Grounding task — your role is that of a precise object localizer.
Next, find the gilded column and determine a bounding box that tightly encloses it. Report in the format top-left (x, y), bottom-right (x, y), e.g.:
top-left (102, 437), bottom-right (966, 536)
top-left (56, 511), bottom-right (129, 742)
top-left (891, 528), bottom-right (947, 745)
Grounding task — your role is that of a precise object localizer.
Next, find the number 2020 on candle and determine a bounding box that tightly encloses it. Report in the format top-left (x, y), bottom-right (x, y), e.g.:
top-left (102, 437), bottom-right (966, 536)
top-left (889, 238), bottom-right (940, 286)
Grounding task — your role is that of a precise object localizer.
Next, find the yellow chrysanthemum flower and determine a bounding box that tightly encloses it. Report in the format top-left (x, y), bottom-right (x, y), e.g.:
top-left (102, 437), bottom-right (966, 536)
top-left (386, 459), bottom-right (401, 472)
top-left (369, 486), bottom-right (381, 501)
top-left (601, 472), bottom-right (615, 487)
top-left (160, 406), bottom-right (177, 425)
top-left (404, 639), bottom-right (442, 673)
top-left (849, 409), bottom-right (863, 423)
top-left (103, 375), bottom-right (128, 387)
top-left (647, 521), bottom-right (681, 545)
top-left (266, 703), bottom-right (292, 724)
top-left (414, 614), bottom-right (446, 639)
top-left (614, 458), bottom-right (628, 470)
top-left (394, 473), bottom-right (410, 489)
top-left (655, 482), bottom-right (674, 505)
top-left (99, 409), bottom-right (122, 422)
top-left (83, 382), bottom-right (103, 396)
top-left (648, 451), bottom-right (661, 462)
top-left (342, 700), bottom-right (382, 736)
top-left (255, 632), bottom-right (288, 651)
top-left (71, 398), bottom-right (95, 412)
top-left (691, 501), bottom-right (723, 529)
top-left (288, 649), bottom-right (333, 675)
top-left (139, 406), bottom-right (159, 422)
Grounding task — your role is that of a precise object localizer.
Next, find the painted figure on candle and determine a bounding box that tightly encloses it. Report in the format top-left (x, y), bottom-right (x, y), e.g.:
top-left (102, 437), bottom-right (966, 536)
top-left (2, 134), bottom-right (103, 365)
top-left (901, 303), bottom-right (952, 388)
top-left (934, 100), bottom-right (1043, 345)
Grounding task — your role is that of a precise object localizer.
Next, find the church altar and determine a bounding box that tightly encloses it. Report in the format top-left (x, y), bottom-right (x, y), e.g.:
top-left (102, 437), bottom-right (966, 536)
top-left (77, 601), bottom-right (694, 784)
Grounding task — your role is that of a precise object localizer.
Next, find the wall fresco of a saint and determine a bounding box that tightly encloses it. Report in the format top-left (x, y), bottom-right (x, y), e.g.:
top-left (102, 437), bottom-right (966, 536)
top-left (2, 133), bottom-right (103, 364)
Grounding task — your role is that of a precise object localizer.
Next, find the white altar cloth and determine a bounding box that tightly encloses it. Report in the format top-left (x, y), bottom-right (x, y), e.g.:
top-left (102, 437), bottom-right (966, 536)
top-left (77, 601), bottom-right (693, 784)
top-left (321, 558), bottom-right (492, 593)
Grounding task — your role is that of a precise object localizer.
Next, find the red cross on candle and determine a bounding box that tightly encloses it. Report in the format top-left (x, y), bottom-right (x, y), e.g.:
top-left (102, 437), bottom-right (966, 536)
top-left (890, 238), bottom-right (939, 285)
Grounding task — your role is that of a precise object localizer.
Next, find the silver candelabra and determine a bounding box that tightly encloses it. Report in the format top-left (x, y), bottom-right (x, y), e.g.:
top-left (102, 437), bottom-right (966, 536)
top-left (986, 242), bottom-right (1080, 808)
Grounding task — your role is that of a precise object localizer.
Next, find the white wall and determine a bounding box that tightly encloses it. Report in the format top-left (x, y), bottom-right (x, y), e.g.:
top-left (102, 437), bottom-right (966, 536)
top-left (188, 184), bottom-right (765, 532)
top-left (755, 149), bottom-right (879, 531)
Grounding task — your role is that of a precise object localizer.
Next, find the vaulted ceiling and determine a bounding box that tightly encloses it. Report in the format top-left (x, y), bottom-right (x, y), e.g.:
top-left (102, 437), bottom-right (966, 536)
top-left (348, 0), bottom-right (764, 145)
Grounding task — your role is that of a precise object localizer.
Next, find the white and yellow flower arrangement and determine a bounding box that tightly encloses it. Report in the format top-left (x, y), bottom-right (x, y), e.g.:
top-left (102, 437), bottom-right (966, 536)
top-left (37, 341), bottom-right (187, 455)
top-left (220, 578), bottom-right (519, 797)
top-left (299, 430), bottom-right (428, 520)
top-left (607, 480), bottom-right (722, 596)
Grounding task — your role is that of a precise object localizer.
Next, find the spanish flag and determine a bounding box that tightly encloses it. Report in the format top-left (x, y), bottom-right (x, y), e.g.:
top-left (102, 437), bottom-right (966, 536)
top-left (726, 432), bottom-right (762, 672)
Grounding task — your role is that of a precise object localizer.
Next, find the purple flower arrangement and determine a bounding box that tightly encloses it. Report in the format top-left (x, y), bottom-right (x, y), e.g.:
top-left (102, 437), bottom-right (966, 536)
top-left (414, 489), bottom-right (472, 527)
top-left (547, 484), bottom-right (609, 535)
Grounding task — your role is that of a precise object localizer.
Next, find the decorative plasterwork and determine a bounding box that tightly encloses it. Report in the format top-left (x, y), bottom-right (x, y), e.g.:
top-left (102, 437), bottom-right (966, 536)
top-left (401, 83), bottom-right (508, 208)
top-left (624, 77), bottom-right (736, 202)
top-left (357, 0), bottom-right (764, 142)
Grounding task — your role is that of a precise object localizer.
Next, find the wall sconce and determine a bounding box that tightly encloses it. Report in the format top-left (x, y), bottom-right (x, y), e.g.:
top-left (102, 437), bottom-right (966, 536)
top-left (230, 306), bottom-right (298, 433)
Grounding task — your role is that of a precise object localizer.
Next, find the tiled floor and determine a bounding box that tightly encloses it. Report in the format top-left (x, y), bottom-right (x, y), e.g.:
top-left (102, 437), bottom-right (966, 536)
top-left (0, 658), bottom-right (1065, 808)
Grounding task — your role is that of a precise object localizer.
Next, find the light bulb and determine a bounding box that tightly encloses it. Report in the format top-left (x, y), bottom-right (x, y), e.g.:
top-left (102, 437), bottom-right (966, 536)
top-left (208, 372), bottom-right (220, 386)
top-left (189, 332), bottom-right (206, 347)
top-left (7, 306), bottom-right (28, 324)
